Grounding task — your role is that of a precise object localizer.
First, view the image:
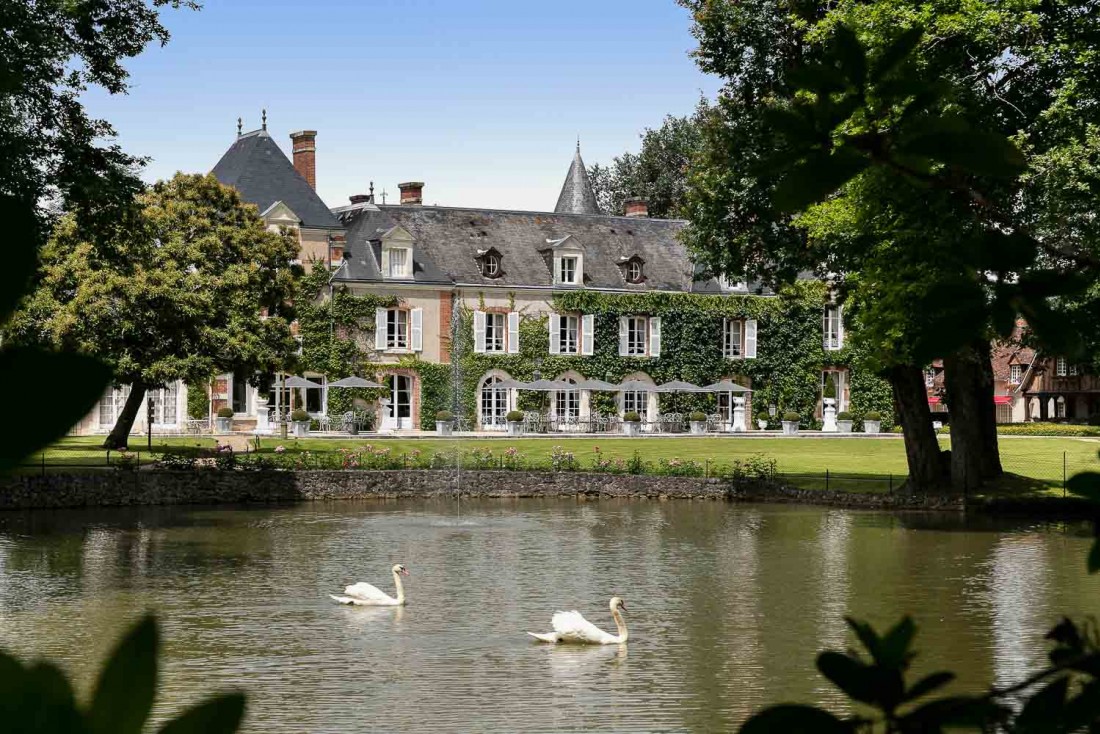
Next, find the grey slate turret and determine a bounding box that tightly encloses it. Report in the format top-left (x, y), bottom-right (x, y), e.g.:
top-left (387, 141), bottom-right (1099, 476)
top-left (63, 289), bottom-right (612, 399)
top-left (554, 143), bottom-right (601, 215)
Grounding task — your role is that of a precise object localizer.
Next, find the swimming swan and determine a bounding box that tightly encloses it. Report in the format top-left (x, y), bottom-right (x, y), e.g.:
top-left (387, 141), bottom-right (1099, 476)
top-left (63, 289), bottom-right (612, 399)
top-left (330, 564), bottom-right (409, 606)
top-left (528, 597), bottom-right (628, 644)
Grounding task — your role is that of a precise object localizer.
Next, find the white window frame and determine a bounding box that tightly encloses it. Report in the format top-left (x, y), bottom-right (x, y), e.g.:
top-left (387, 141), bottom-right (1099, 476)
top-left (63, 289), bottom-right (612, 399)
top-left (149, 383), bottom-right (179, 426)
top-left (1009, 364), bottom-right (1022, 384)
top-left (559, 314), bottom-right (579, 354)
top-left (484, 312), bottom-right (506, 353)
top-left (386, 308), bottom-right (409, 350)
top-left (626, 316), bottom-right (648, 356)
top-left (557, 255), bottom-right (579, 285)
top-left (925, 368), bottom-right (935, 388)
top-left (384, 246), bottom-right (413, 279)
top-left (1056, 396), bottom-right (1067, 418)
top-left (1069, 363), bottom-right (1080, 376)
top-left (1056, 357), bottom-right (1068, 377)
top-left (724, 319), bottom-right (744, 359)
top-left (627, 260), bottom-right (643, 283)
top-left (823, 305), bottom-right (843, 350)
top-left (483, 252), bottom-right (501, 277)
top-left (622, 390), bottom-right (649, 422)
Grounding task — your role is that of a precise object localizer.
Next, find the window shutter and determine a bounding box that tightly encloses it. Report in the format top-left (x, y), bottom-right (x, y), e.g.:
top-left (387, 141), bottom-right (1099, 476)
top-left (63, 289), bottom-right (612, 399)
top-left (507, 312), bottom-right (520, 354)
top-left (473, 310), bottom-right (486, 354)
top-left (548, 313), bottom-right (560, 354)
top-left (411, 308), bottom-right (423, 352)
top-left (649, 316), bottom-right (661, 357)
top-left (745, 318), bottom-right (757, 359)
top-left (837, 306), bottom-right (844, 349)
top-left (381, 248), bottom-right (391, 278)
top-left (553, 257), bottom-right (562, 285)
top-left (582, 314), bottom-right (595, 356)
top-left (618, 316), bottom-right (628, 356)
top-left (375, 308), bottom-right (387, 350)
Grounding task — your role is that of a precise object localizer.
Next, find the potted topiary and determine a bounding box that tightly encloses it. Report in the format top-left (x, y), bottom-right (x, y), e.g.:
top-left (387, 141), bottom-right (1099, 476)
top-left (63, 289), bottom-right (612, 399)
top-left (215, 406), bottom-right (234, 433)
top-left (755, 411), bottom-right (770, 431)
top-left (622, 411), bottom-right (642, 437)
top-left (506, 410), bottom-right (525, 436)
top-left (435, 410), bottom-right (455, 436)
top-left (689, 411), bottom-right (708, 435)
top-left (836, 411), bottom-right (853, 434)
top-left (290, 408), bottom-right (311, 438)
top-left (863, 411), bottom-right (882, 434)
top-left (781, 411), bottom-right (800, 435)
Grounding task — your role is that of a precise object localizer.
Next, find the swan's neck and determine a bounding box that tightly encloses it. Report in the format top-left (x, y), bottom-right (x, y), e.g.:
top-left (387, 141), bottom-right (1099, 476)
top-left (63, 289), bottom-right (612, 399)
top-left (611, 608), bottom-right (628, 642)
top-left (393, 571), bottom-right (406, 605)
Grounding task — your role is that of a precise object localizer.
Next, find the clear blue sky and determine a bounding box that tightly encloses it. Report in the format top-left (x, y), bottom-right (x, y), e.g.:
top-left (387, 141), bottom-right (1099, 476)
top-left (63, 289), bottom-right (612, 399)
top-left (81, 0), bottom-right (719, 212)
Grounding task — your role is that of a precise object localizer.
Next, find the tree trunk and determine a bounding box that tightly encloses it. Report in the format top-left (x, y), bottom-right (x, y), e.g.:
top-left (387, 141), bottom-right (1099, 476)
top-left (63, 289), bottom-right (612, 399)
top-left (888, 364), bottom-right (948, 493)
top-left (943, 342), bottom-right (1002, 491)
top-left (103, 382), bottom-right (147, 450)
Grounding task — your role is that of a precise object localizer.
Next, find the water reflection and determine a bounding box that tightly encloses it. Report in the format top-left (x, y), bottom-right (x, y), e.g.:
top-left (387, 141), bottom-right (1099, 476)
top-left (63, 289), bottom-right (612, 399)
top-left (0, 500), bottom-right (1096, 732)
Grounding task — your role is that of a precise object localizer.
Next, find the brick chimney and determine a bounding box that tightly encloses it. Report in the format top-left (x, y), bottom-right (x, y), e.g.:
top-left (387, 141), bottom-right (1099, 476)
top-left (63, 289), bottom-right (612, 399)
top-left (624, 197), bottom-right (648, 218)
top-left (399, 181), bottom-right (424, 205)
top-left (289, 130), bottom-right (318, 189)
top-left (348, 194), bottom-right (371, 205)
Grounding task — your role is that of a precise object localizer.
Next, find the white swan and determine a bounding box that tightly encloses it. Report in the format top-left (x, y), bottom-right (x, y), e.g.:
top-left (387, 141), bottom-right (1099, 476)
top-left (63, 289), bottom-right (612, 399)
top-left (528, 597), bottom-right (628, 644)
top-left (330, 564), bottom-right (409, 606)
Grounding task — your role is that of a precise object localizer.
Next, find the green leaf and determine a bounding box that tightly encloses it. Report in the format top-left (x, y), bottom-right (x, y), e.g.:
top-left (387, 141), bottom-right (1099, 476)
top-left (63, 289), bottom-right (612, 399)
top-left (88, 616), bottom-right (158, 734)
top-left (0, 347), bottom-right (113, 472)
top-left (739, 704), bottom-right (853, 734)
top-left (158, 693), bottom-right (246, 734)
top-left (0, 194), bottom-right (40, 323)
top-left (832, 25), bottom-right (866, 89)
top-left (817, 652), bottom-right (878, 704)
top-left (903, 696), bottom-right (1005, 728)
top-left (1065, 472), bottom-right (1100, 503)
top-left (1015, 676), bottom-right (1069, 732)
top-left (871, 27), bottom-right (924, 82)
top-left (19, 662), bottom-right (87, 733)
top-left (899, 128), bottom-right (1026, 178)
top-left (762, 107), bottom-right (821, 145)
top-left (846, 617), bottom-right (881, 658)
top-left (1090, 537), bottom-right (1100, 574)
top-left (772, 147), bottom-right (869, 212)
top-left (904, 671), bottom-right (955, 702)
top-left (788, 63), bottom-right (850, 94)
top-left (878, 616), bottom-right (917, 668)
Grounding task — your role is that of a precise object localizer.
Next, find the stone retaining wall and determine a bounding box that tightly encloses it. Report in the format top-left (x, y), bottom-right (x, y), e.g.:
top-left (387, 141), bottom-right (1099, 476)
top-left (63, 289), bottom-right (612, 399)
top-left (0, 470), bottom-right (970, 511)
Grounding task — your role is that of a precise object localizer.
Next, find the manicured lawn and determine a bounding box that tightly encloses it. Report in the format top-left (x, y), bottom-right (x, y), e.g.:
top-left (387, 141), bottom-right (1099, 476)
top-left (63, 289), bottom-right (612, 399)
top-left (26, 434), bottom-right (1099, 495)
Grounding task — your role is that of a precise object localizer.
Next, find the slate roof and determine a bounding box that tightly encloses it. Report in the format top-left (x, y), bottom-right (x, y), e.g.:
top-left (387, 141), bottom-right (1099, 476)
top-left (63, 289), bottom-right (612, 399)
top-left (331, 202), bottom-right (709, 292)
top-left (554, 145), bottom-right (601, 215)
top-left (211, 129), bottom-right (340, 229)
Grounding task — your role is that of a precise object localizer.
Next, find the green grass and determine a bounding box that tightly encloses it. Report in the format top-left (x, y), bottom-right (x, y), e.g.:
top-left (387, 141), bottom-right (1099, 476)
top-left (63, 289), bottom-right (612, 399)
top-left (25, 434), bottom-right (1100, 496)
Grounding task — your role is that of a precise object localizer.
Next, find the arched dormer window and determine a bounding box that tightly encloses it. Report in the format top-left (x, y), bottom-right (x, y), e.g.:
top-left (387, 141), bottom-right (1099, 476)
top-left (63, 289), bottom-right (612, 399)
top-left (477, 248), bottom-right (504, 279)
top-left (619, 255), bottom-right (645, 284)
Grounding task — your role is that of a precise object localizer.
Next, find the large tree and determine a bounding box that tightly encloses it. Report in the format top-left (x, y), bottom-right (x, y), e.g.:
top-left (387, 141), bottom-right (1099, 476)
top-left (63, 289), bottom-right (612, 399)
top-left (678, 0), bottom-right (1100, 492)
top-left (11, 173), bottom-right (302, 449)
top-left (0, 0), bottom-right (193, 468)
top-left (588, 100), bottom-right (711, 218)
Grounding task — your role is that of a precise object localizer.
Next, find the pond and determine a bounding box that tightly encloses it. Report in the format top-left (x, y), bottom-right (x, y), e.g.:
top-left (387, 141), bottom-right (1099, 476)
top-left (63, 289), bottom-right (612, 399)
top-left (0, 498), bottom-right (1097, 732)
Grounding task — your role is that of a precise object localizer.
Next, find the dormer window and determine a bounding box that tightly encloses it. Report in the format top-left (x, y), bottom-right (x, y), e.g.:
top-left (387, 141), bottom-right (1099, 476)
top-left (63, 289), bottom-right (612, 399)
top-left (621, 256), bottom-right (645, 284)
top-left (477, 248), bottom-right (504, 279)
top-left (558, 255), bottom-right (579, 285)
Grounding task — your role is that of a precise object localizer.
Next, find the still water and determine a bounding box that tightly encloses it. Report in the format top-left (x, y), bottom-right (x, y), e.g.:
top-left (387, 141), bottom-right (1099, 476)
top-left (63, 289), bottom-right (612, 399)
top-left (0, 498), bottom-right (1096, 732)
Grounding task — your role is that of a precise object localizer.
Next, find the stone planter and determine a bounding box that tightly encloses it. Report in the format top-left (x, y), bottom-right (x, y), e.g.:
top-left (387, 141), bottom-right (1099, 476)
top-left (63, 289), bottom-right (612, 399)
top-left (622, 421), bottom-right (641, 437)
top-left (507, 421), bottom-right (524, 437)
top-left (291, 420), bottom-right (311, 438)
top-left (863, 420), bottom-right (881, 435)
top-left (435, 421), bottom-right (453, 437)
top-left (782, 420), bottom-right (799, 436)
top-left (689, 421), bottom-right (706, 435)
top-left (215, 417), bottom-right (232, 433)
top-left (837, 420), bottom-right (853, 434)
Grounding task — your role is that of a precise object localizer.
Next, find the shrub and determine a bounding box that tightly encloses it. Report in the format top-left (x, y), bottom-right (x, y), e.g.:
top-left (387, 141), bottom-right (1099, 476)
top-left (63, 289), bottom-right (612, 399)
top-left (689, 411), bottom-right (707, 422)
top-left (823, 375), bottom-right (837, 399)
top-left (836, 411), bottom-right (852, 420)
top-left (623, 411), bottom-right (642, 422)
top-left (506, 410), bottom-right (525, 422)
top-left (992, 422), bottom-right (1100, 437)
top-left (865, 411), bottom-right (882, 421)
top-left (782, 411), bottom-right (800, 422)
top-left (290, 408), bottom-right (311, 422)
top-left (156, 452), bottom-right (195, 470)
top-left (216, 406), bottom-right (234, 418)
top-left (435, 410), bottom-right (454, 422)
top-left (1089, 414), bottom-right (1100, 427)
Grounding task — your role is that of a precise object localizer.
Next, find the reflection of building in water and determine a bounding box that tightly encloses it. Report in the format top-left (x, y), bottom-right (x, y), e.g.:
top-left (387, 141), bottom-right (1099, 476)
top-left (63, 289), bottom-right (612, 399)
top-left (715, 511), bottom-right (764, 716)
top-left (815, 511), bottom-right (852, 650)
top-left (989, 535), bottom-right (1050, 689)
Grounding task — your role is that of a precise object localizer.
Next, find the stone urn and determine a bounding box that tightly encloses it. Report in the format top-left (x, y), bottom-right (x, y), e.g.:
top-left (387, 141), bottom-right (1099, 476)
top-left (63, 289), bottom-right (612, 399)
top-left (731, 397), bottom-right (747, 433)
top-left (290, 410), bottom-right (311, 438)
top-left (822, 397), bottom-right (838, 432)
top-left (756, 418), bottom-right (769, 430)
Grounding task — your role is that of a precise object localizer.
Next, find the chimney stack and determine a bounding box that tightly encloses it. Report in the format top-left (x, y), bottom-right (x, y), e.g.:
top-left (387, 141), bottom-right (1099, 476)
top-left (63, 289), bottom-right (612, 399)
top-left (624, 197), bottom-right (648, 218)
top-left (348, 194), bottom-right (371, 205)
top-left (398, 181), bottom-right (424, 205)
top-left (289, 130), bottom-right (318, 189)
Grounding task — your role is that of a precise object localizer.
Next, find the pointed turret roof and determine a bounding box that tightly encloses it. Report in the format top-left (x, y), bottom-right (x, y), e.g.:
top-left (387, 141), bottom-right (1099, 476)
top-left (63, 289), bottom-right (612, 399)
top-left (211, 129), bottom-right (340, 229)
top-left (554, 142), bottom-right (601, 215)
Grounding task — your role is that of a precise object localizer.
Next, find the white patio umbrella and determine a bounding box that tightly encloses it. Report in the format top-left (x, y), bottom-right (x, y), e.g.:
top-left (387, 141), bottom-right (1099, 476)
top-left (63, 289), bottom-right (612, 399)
top-left (521, 379), bottom-right (576, 391)
top-left (284, 376), bottom-right (323, 389)
top-left (655, 380), bottom-right (706, 393)
top-left (575, 378), bottom-right (620, 391)
top-left (701, 379), bottom-right (752, 393)
top-left (616, 379), bottom-right (657, 392)
top-left (327, 376), bottom-right (385, 389)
